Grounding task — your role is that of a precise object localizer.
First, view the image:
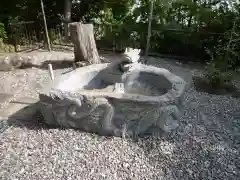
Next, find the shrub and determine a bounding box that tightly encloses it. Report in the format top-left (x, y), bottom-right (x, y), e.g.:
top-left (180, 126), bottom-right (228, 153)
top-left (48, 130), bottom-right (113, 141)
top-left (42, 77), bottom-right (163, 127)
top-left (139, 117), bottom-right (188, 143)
top-left (204, 60), bottom-right (233, 88)
top-left (0, 23), bottom-right (7, 40)
top-left (193, 55), bottom-right (240, 97)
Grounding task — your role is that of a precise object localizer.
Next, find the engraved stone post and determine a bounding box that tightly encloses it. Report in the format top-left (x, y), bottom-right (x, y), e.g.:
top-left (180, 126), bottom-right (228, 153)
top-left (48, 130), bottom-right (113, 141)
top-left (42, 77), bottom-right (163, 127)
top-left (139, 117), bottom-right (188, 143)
top-left (70, 22), bottom-right (100, 64)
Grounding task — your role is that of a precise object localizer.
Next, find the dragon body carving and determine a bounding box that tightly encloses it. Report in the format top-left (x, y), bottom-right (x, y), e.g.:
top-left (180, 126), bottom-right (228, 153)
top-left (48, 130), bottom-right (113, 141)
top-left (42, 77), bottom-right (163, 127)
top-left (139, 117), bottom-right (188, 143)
top-left (39, 48), bottom-right (186, 137)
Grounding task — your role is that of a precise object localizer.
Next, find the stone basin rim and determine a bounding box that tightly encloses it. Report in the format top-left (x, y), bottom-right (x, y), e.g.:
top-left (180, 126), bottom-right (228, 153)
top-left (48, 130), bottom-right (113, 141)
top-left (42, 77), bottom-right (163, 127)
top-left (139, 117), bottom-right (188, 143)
top-left (40, 63), bottom-right (186, 104)
top-left (42, 88), bottom-right (181, 104)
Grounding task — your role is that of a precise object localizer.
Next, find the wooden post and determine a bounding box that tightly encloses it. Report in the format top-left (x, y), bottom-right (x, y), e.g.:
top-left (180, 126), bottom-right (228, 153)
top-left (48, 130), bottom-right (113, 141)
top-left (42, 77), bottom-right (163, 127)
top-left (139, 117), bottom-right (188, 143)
top-left (40, 0), bottom-right (51, 51)
top-left (64, 0), bottom-right (72, 42)
top-left (145, 0), bottom-right (154, 57)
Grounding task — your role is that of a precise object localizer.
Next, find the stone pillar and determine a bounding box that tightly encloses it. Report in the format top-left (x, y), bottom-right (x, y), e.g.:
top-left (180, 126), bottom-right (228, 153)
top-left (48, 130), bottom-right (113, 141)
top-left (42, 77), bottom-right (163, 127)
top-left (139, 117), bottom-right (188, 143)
top-left (70, 22), bottom-right (100, 64)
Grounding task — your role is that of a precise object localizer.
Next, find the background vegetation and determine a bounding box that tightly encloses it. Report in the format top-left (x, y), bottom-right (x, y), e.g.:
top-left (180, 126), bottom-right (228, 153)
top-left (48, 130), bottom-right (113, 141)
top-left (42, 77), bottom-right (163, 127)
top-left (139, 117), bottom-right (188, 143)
top-left (0, 0), bottom-right (240, 93)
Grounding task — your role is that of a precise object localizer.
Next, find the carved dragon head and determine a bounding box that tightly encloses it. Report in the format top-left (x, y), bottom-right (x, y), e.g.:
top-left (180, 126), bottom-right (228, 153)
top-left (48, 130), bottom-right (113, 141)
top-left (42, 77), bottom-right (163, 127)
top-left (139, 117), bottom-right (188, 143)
top-left (117, 47), bottom-right (141, 72)
top-left (123, 47), bottom-right (141, 63)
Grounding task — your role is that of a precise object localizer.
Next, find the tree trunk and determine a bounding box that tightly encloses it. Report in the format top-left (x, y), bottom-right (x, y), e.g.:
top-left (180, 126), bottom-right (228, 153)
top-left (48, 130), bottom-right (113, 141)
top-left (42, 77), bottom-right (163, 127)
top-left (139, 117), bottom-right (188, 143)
top-left (40, 0), bottom-right (51, 51)
top-left (145, 0), bottom-right (154, 57)
top-left (64, 0), bottom-right (72, 42)
top-left (187, 15), bottom-right (193, 27)
top-left (70, 22), bottom-right (100, 64)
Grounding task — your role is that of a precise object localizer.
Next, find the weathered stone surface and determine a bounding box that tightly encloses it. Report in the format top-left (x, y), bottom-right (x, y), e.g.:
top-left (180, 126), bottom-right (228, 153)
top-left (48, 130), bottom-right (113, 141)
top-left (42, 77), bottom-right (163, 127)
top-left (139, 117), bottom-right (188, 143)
top-left (39, 50), bottom-right (186, 137)
top-left (70, 22), bottom-right (100, 64)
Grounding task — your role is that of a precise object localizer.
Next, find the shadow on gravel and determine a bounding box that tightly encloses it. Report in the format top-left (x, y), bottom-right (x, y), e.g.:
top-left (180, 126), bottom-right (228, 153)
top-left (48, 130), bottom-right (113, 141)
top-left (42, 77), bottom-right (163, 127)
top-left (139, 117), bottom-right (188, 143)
top-left (6, 102), bottom-right (52, 131)
top-left (20, 59), bottom-right (75, 70)
top-left (17, 46), bottom-right (44, 53)
top-left (40, 60), bottom-right (75, 70)
top-left (5, 102), bottom-right (114, 136)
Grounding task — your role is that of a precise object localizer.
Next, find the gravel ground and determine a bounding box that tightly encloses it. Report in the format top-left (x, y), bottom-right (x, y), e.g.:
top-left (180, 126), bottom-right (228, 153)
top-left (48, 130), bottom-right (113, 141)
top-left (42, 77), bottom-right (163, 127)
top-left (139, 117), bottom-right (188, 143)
top-left (0, 51), bottom-right (240, 180)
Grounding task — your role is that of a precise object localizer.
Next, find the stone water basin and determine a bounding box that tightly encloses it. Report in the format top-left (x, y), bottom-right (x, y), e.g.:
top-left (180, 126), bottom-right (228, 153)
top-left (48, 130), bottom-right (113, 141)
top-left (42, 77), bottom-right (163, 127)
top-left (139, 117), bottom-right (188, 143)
top-left (39, 62), bottom-right (186, 137)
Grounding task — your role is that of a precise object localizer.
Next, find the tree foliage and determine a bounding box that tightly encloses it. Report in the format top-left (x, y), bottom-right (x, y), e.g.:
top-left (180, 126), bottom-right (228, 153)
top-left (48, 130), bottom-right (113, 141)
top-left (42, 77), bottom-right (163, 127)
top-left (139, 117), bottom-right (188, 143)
top-left (0, 0), bottom-right (239, 66)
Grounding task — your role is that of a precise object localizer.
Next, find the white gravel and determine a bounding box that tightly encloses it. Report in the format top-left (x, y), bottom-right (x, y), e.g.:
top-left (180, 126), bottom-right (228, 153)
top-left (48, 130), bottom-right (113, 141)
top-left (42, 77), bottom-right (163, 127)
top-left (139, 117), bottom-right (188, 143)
top-left (0, 52), bottom-right (240, 180)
